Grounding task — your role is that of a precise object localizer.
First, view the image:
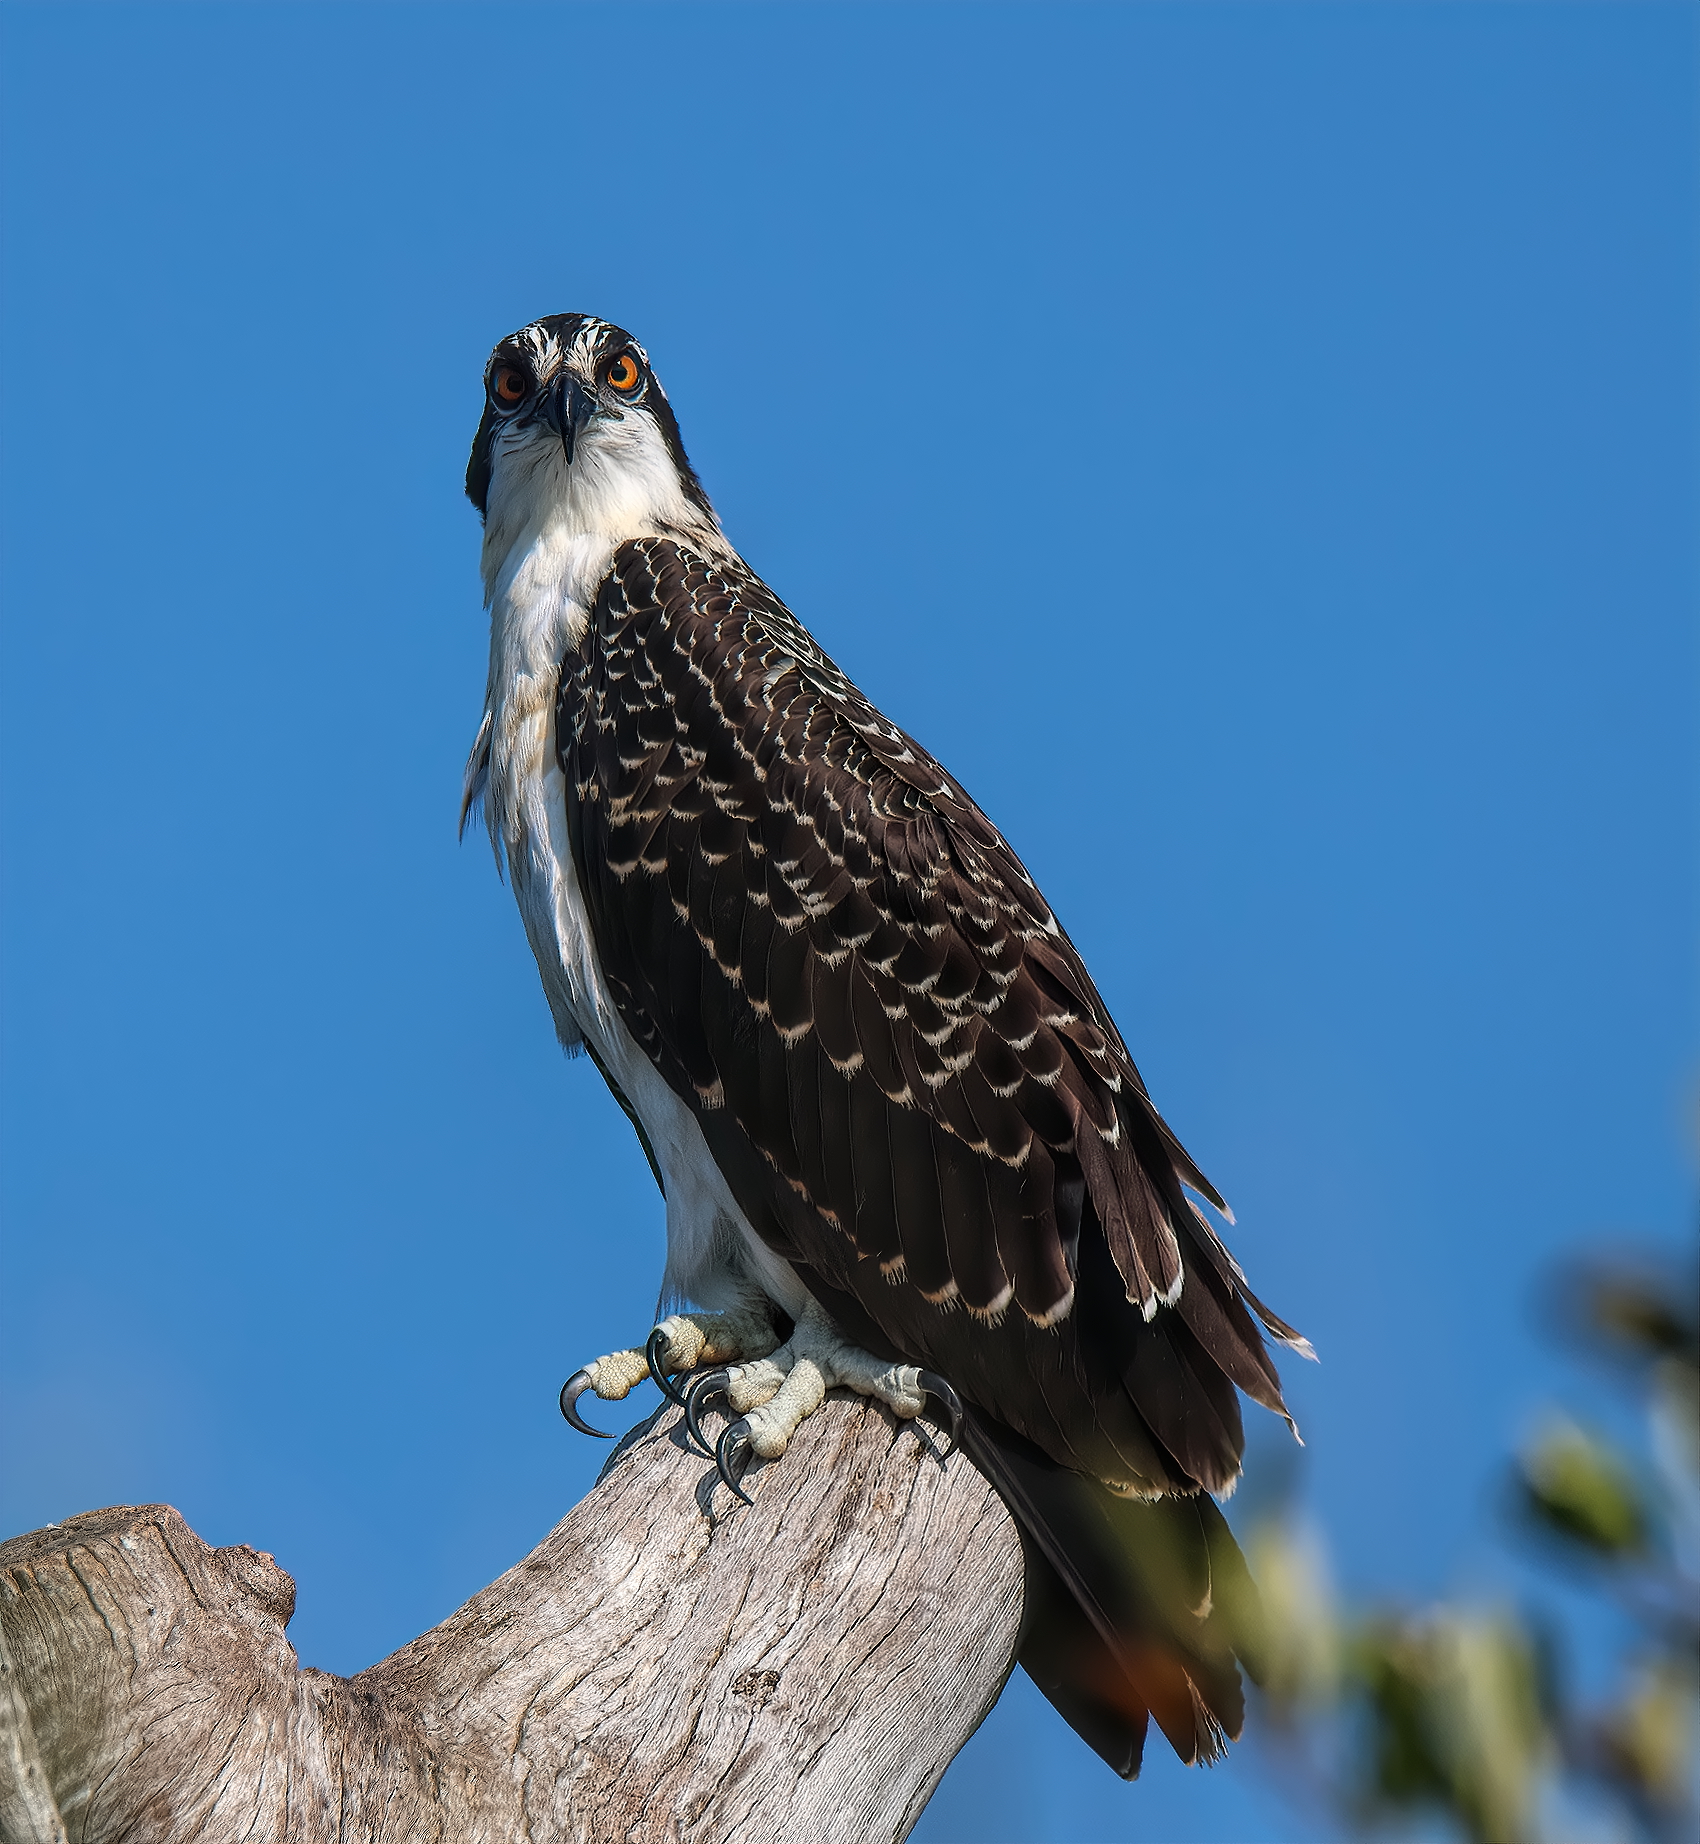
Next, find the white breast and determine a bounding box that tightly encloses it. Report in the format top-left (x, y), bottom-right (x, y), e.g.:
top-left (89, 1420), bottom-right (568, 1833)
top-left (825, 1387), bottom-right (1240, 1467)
top-left (476, 494), bottom-right (810, 1322)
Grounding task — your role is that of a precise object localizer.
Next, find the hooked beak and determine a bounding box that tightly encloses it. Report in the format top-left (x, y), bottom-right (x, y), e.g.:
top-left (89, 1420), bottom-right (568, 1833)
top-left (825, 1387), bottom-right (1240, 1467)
top-left (543, 375), bottom-right (595, 464)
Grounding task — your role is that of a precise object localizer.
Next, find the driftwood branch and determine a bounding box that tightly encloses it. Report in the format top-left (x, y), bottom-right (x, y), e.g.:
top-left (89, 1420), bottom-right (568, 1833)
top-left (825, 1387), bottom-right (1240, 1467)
top-left (0, 1392), bottom-right (1025, 1843)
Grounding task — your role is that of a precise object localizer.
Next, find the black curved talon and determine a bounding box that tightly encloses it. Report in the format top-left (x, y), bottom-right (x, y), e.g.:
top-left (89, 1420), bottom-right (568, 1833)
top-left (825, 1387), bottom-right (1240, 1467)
top-left (559, 1370), bottom-right (613, 1439)
top-left (682, 1367), bottom-right (731, 1458)
top-left (716, 1419), bottom-right (755, 1505)
top-left (916, 1370), bottom-right (964, 1457)
top-left (646, 1327), bottom-right (687, 1406)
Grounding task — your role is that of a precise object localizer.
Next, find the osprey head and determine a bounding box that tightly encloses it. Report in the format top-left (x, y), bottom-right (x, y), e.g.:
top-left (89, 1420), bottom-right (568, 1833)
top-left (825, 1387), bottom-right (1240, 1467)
top-left (466, 313), bottom-right (717, 548)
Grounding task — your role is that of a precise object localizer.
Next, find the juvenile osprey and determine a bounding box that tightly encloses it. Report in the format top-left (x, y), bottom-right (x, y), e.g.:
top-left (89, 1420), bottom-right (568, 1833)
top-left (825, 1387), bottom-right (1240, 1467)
top-left (464, 313), bottom-right (1310, 1777)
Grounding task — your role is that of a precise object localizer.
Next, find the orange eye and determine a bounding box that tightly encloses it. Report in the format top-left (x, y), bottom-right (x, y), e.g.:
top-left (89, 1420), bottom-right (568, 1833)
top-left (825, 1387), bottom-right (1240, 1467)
top-left (491, 366), bottom-right (528, 407)
top-left (606, 352), bottom-right (641, 393)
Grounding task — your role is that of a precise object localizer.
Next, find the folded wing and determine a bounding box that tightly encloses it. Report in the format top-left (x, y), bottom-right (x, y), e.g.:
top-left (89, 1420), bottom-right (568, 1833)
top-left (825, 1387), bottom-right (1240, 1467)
top-left (559, 536), bottom-right (1307, 1503)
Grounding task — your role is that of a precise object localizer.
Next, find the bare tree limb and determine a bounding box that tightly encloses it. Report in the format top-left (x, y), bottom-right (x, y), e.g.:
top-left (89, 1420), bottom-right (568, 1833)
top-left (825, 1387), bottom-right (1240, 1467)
top-left (0, 1392), bottom-right (1025, 1843)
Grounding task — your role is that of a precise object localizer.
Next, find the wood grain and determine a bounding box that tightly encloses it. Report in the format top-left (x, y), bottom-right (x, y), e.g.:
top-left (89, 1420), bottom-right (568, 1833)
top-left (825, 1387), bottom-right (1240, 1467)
top-left (0, 1392), bottom-right (1025, 1843)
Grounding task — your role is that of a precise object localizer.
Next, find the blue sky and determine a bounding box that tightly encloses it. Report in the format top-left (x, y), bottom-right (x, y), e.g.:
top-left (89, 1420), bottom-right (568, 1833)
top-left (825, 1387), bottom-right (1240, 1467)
top-left (1, 4), bottom-right (1692, 1840)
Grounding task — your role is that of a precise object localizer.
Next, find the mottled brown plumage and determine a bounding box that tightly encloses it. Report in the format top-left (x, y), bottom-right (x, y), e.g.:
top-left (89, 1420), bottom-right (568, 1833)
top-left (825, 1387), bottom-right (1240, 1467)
top-left (559, 536), bottom-right (1305, 1509)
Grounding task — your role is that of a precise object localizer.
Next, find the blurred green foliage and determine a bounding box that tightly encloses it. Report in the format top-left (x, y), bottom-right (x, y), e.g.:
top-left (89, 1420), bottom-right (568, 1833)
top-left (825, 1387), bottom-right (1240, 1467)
top-left (1249, 1249), bottom-right (1698, 1844)
top-left (1519, 1418), bottom-right (1648, 1558)
top-left (1349, 1610), bottom-right (1548, 1844)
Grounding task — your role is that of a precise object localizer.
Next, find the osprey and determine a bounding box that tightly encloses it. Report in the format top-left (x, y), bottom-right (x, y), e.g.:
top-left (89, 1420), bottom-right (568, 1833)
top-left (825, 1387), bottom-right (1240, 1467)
top-left (463, 313), bottom-right (1311, 1778)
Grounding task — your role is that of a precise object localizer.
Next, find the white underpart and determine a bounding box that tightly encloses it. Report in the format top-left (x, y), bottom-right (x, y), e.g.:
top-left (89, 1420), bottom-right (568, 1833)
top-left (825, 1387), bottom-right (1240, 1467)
top-left (475, 352), bottom-right (811, 1323)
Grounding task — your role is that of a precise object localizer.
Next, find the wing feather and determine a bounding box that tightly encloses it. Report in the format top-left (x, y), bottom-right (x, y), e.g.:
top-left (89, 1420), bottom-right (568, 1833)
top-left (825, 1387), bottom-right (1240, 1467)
top-left (889, 1103), bottom-right (951, 1293)
top-left (558, 535), bottom-right (1301, 1497)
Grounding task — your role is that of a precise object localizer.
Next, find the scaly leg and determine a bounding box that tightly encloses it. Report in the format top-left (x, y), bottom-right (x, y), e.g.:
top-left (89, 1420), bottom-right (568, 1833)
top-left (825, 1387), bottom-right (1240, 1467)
top-left (679, 1298), bottom-right (963, 1502)
top-left (558, 1298), bottom-right (780, 1437)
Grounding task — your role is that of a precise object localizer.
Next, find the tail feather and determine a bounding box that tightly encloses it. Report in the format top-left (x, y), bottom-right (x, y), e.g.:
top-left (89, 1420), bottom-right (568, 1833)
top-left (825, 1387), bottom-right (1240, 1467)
top-left (963, 1409), bottom-right (1263, 1776)
top-left (1016, 1542), bottom-right (1151, 1779)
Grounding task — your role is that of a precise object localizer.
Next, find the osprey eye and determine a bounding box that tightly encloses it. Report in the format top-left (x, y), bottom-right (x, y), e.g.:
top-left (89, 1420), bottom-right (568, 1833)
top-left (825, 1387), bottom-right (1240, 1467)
top-left (491, 366), bottom-right (529, 407)
top-left (606, 353), bottom-right (641, 393)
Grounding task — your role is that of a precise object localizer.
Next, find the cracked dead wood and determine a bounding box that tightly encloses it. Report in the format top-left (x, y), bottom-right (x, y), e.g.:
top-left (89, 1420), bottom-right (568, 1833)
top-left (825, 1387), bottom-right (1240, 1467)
top-left (0, 1390), bottom-right (1025, 1844)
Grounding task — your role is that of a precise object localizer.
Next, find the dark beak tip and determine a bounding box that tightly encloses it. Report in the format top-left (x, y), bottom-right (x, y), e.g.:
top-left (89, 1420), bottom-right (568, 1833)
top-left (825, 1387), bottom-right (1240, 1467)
top-left (549, 375), bottom-right (591, 465)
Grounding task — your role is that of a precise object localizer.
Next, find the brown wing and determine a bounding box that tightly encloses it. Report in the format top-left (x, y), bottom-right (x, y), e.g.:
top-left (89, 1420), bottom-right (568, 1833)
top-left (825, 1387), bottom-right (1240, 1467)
top-left (559, 536), bottom-right (1305, 1496)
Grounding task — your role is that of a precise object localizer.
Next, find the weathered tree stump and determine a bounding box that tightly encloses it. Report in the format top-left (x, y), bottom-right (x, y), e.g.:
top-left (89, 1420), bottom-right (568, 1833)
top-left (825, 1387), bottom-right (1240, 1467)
top-left (0, 1391), bottom-right (1025, 1843)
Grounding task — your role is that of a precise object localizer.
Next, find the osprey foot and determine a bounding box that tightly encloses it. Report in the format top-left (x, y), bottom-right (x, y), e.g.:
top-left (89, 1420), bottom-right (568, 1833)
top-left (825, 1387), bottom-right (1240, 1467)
top-left (694, 1300), bottom-right (965, 1502)
top-left (558, 1302), bottom-right (782, 1439)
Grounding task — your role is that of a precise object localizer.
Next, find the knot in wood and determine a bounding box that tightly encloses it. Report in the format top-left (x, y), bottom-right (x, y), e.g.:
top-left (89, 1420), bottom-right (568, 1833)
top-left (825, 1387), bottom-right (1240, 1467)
top-left (213, 1542), bottom-right (297, 1625)
top-left (731, 1667), bottom-right (781, 1708)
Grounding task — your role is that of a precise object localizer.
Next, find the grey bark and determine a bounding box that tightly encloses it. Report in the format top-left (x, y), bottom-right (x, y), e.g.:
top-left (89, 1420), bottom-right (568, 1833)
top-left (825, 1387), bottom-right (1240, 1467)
top-left (0, 1392), bottom-right (1025, 1844)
